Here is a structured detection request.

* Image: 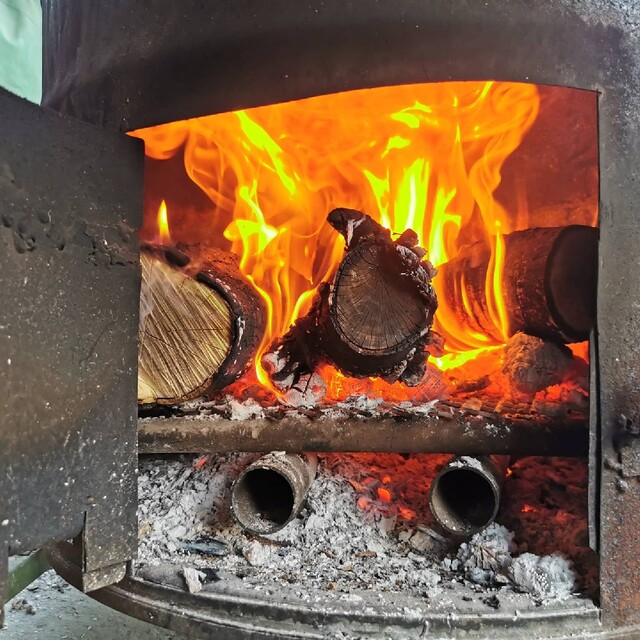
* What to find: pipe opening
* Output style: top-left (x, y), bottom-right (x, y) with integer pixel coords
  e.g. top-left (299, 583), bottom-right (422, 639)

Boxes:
top-left (233, 468), bottom-right (295, 533)
top-left (431, 468), bottom-right (498, 535)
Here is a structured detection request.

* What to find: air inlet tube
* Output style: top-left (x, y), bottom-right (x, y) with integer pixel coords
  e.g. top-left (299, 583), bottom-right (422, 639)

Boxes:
top-left (231, 452), bottom-right (318, 535)
top-left (429, 455), bottom-right (509, 536)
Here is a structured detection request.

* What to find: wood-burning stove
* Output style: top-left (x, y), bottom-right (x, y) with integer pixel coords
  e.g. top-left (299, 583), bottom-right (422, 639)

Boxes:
top-left (2, 1), bottom-right (640, 637)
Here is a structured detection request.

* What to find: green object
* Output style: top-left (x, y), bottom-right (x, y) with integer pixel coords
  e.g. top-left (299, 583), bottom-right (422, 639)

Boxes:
top-left (7, 550), bottom-right (50, 601)
top-left (0, 0), bottom-right (42, 103)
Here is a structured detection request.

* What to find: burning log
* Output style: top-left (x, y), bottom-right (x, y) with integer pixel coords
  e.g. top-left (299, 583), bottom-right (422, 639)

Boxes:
top-left (263, 208), bottom-right (439, 390)
top-left (231, 452), bottom-right (318, 535)
top-left (437, 225), bottom-right (597, 343)
top-left (138, 244), bottom-right (266, 405)
top-left (429, 455), bottom-right (509, 536)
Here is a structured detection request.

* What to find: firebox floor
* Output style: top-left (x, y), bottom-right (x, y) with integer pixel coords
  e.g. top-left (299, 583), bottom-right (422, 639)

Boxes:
top-left (1, 566), bottom-right (187, 640)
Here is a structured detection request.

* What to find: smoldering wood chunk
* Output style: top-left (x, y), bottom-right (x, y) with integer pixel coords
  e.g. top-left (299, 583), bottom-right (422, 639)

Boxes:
top-left (502, 332), bottom-right (574, 394)
top-left (437, 225), bottom-right (597, 344)
top-left (138, 245), bottom-right (266, 405)
top-left (263, 208), bottom-right (438, 390)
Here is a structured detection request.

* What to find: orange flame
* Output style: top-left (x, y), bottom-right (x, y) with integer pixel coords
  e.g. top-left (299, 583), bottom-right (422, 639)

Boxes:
top-left (157, 199), bottom-right (171, 245)
top-left (132, 82), bottom-right (540, 386)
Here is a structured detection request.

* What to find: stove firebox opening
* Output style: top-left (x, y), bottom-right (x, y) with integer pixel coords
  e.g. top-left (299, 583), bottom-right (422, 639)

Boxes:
top-left (132, 81), bottom-right (599, 611)
top-left (133, 81), bottom-right (597, 417)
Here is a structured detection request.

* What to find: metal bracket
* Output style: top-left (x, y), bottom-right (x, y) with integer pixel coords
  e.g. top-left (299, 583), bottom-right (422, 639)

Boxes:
top-left (1, 549), bottom-right (50, 628)
top-left (6, 550), bottom-right (50, 601)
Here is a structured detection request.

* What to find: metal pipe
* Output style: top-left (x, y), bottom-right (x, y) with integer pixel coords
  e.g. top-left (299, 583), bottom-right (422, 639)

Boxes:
top-left (137, 414), bottom-right (588, 457)
top-left (230, 452), bottom-right (318, 535)
top-left (429, 455), bottom-right (510, 536)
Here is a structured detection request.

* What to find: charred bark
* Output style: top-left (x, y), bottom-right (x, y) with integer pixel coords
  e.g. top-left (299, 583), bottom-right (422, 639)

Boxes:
top-left (263, 208), bottom-right (438, 390)
top-left (138, 244), bottom-right (266, 405)
top-left (437, 225), bottom-right (597, 343)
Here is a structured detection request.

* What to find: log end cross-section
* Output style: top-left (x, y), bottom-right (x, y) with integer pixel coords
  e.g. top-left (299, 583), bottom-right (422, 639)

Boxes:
top-left (138, 245), bottom-right (266, 405)
top-left (263, 208), bottom-right (439, 390)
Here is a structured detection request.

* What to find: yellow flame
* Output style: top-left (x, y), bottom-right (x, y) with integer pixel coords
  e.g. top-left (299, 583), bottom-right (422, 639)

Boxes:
top-left (157, 199), bottom-right (171, 245)
top-left (132, 81), bottom-right (541, 385)
top-left (487, 221), bottom-right (510, 341)
top-left (435, 345), bottom-right (502, 371)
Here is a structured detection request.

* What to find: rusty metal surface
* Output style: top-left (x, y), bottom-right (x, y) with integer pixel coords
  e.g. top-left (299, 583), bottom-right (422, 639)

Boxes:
top-left (138, 412), bottom-right (587, 457)
top-left (0, 87), bottom-right (142, 604)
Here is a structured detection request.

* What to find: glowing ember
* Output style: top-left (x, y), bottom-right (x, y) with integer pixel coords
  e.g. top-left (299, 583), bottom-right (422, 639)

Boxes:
top-left (398, 506), bottom-right (417, 521)
top-left (193, 455), bottom-right (210, 470)
top-left (377, 487), bottom-right (393, 503)
top-left (131, 81), bottom-right (540, 391)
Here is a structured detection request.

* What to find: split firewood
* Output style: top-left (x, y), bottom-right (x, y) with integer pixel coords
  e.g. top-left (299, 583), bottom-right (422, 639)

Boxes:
top-left (437, 225), bottom-right (597, 344)
top-left (263, 208), bottom-right (439, 390)
top-left (138, 244), bottom-right (266, 405)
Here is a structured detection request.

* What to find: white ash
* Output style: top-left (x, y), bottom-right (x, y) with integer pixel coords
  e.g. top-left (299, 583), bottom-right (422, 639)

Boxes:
top-left (137, 454), bottom-right (582, 603)
top-left (181, 396), bottom-right (265, 420)
top-left (282, 372), bottom-right (327, 407)
top-left (260, 349), bottom-right (292, 389)
top-left (181, 567), bottom-right (207, 594)
top-left (448, 524), bottom-right (576, 600)
top-left (137, 453), bottom-right (258, 557)
top-left (448, 456), bottom-right (485, 471)
top-left (502, 333), bottom-right (574, 394)
top-left (225, 397), bottom-right (265, 420)
top-left (338, 394), bottom-right (384, 413)
top-left (452, 523), bottom-right (516, 585)
top-left (138, 454), bottom-right (443, 597)
top-left (180, 392), bottom-right (439, 423)
top-left (509, 553), bottom-right (575, 601)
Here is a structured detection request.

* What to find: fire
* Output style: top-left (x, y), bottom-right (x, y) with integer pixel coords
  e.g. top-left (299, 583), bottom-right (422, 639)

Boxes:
top-left (398, 506), bottom-right (417, 521)
top-left (157, 199), bottom-right (171, 245)
top-left (488, 221), bottom-right (510, 341)
top-left (131, 81), bottom-right (540, 388)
